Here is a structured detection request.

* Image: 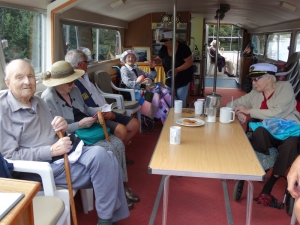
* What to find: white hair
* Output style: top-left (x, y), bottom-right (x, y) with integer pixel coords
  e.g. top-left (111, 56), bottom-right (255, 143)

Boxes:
top-left (65, 49), bottom-right (85, 68)
top-left (4, 59), bottom-right (32, 80)
top-left (263, 74), bottom-right (277, 82)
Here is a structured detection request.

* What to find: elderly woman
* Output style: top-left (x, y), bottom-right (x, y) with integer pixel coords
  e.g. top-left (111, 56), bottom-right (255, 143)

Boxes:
top-left (229, 63), bottom-right (300, 206)
top-left (210, 40), bottom-right (235, 77)
top-left (41, 60), bottom-right (139, 209)
top-left (120, 50), bottom-right (171, 123)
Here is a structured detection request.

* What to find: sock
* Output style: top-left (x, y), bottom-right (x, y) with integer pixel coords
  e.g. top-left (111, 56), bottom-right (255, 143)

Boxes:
top-left (98, 219), bottom-right (112, 225)
top-left (261, 175), bottom-right (279, 194)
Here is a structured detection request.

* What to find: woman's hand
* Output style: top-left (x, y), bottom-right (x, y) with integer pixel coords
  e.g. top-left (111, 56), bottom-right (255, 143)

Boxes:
top-left (51, 116), bottom-right (68, 134)
top-left (149, 60), bottom-right (156, 68)
top-left (234, 105), bottom-right (250, 115)
top-left (51, 136), bottom-right (72, 156)
top-left (137, 75), bottom-right (145, 82)
top-left (236, 112), bottom-right (247, 124)
top-left (78, 117), bottom-right (97, 129)
top-left (287, 156), bottom-right (300, 198)
top-left (103, 112), bottom-right (116, 120)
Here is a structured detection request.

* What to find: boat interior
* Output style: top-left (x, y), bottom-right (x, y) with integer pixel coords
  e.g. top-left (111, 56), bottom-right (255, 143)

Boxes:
top-left (1, 0), bottom-right (300, 224)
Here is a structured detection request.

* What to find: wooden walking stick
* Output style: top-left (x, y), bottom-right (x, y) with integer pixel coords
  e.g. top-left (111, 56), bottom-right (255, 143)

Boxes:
top-left (97, 111), bottom-right (110, 142)
top-left (56, 131), bottom-right (78, 225)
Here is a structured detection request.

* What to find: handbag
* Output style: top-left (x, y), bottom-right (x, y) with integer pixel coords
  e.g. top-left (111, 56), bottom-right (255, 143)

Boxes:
top-left (75, 123), bottom-right (110, 146)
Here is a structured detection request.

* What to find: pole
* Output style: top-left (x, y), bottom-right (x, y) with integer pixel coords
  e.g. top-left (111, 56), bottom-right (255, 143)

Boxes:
top-left (56, 131), bottom-right (78, 225)
top-left (213, 9), bottom-right (221, 93)
top-left (171, 0), bottom-right (177, 108)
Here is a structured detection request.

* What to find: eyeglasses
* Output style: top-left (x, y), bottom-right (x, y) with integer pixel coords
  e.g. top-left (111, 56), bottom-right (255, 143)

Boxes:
top-left (80, 60), bottom-right (89, 65)
top-left (66, 81), bottom-right (74, 86)
top-left (251, 76), bottom-right (263, 82)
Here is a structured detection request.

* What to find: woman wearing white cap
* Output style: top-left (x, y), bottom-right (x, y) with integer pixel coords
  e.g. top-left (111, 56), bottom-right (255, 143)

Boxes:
top-left (228, 63), bottom-right (300, 207)
top-left (155, 31), bottom-right (193, 108)
top-left (119, 49), bottom-right (172, 123)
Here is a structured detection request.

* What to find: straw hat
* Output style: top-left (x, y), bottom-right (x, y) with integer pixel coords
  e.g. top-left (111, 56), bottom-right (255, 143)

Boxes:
top-left (41, 60), bottom-right (85, 87)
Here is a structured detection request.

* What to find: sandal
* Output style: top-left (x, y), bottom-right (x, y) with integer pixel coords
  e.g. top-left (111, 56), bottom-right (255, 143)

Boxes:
top-left (256, 193), bottom-right (274, 206)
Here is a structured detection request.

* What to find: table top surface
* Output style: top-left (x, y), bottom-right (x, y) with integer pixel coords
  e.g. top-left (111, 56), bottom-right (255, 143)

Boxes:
top-left (148, 108), bottom-right (266, 181)
top-left (0, 178), bottom-right (40, 225)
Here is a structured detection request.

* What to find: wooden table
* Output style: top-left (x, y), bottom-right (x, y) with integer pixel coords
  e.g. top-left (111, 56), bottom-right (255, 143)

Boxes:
top-left (148, 108), bottom-right (266, 225)
top-left (0, 178), bottom-right (40, 225)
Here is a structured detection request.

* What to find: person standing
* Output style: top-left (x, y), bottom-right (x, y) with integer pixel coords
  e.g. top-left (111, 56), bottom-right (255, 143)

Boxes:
top-left (155, 32), bottom-right (193, 108)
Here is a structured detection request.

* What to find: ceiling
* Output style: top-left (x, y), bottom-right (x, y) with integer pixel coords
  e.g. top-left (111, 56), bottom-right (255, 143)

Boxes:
top-left (1, 0), bottom-right (300, 30)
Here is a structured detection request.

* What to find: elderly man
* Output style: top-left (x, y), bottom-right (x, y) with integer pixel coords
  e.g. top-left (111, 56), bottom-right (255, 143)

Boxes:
top-left (0, 59), bottom-right (129, 225)
top-left (65, 49), bottom-right (139, 164)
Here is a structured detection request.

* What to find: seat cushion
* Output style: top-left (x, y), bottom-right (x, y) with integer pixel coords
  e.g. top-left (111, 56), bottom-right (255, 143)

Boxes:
top-left (112, 108), bottom-right (126, 115)
top-left (33, 196), bottom-right (64, 225)
top-left (124, 101), bottom-right (139, 109)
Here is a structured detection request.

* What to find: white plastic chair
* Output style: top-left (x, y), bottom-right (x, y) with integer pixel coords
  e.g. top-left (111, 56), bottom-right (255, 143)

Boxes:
top-left (8, 159), bottom-right (93, 225)
top-left (94, 70), bottom-right (142, 132)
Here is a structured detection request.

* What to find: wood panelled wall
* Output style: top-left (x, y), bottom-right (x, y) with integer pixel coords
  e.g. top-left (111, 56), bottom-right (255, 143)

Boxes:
top-left (124, 12), bottom-right (191, 49)
top-left (123, 14), bottom-right (152, 47)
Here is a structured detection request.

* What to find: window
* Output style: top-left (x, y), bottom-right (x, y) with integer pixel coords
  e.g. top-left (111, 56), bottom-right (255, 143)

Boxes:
top-left (266, 33), bottom-right (291, 62)
top-left (296, 32), bottom-right (300, 52)
top-left (0, 7), bottom-right (45, 75)
top-left (62, 24), bottom-right (121, 61)
top-left (252, 35), bottom-right (265, 56)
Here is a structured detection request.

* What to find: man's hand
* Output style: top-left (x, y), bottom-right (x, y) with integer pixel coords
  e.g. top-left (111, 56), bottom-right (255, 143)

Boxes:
top-left (78, 117), bottom-right (97, 129)
top-left (103, 112), bottom-right (115, 120)
top-left (51, 116), bottom-right (67, 134)
top-left (51, 136), bottom-right (72, 157)
top-left (287, 156), bottom-right (300, 199)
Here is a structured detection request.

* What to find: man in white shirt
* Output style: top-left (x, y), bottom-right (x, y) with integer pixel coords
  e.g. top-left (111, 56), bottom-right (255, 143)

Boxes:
top-left (65, 49), bottom-right (140, 165)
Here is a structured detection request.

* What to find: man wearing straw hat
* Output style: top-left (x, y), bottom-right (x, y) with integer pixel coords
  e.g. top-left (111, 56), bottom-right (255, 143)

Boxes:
top-left (0, 59), bottom-right (129, 225)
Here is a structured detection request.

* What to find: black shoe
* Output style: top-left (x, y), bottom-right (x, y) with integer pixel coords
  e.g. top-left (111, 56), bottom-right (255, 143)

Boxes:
top-left (126, 155), bottom-right (135, 165)
top-left (127, 198), bottom-right (134, 210)
top-left (125, 186), bottom-right (140, 202)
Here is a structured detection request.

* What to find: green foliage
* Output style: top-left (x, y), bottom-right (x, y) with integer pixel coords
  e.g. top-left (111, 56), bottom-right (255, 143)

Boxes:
top-left (0, 7), bottom-right (39, 62)
top-left (208, 25), bottom-right (242, 51)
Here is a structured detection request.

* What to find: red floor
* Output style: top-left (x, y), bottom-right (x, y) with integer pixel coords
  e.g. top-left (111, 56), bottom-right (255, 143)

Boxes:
top-left (75, 87), bottom-right (296, 225)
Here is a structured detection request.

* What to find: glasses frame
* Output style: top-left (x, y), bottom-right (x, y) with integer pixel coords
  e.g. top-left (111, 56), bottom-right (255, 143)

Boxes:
top-left (251, 76), bottom-right (264, 82)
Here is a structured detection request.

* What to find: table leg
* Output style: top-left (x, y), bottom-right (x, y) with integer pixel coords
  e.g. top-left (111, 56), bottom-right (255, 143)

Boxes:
top-left (162, 175), bottom-right (171, 225)
top-left (246, 181), bottom-right (254, 225)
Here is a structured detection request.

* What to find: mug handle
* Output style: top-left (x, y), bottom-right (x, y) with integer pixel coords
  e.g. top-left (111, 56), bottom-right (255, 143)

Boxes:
top-left (230, 111), bottom-right (235, 122)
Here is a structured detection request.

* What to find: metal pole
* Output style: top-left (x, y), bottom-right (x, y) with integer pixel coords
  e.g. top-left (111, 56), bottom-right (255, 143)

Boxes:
top-left (213, 10), bottom-right (221, 93)
top-left (171, 0), bottom-right (177, 108)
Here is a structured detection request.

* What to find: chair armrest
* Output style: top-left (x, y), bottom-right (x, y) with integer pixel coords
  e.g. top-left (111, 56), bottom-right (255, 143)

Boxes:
top-left (275, 63), bottom-right (297, 76)
top-left (111, 82), bottom-right (136, 101)
top-left (102, 93), bottom-right (125, 109)
top-left (8, 159), bottom-right (57, 196)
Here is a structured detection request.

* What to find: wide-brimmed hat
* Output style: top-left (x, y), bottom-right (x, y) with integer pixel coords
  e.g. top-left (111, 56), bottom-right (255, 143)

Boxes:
top-left (248, 63), bottom-right (277, 77)
top-left (120, 50), bottom-right (139, 63)
top-left (41, 60), bottom-right (85, 87)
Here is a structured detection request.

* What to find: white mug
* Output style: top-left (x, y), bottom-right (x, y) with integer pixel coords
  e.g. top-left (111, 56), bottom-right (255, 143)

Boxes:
top-left (174, 100), bottom-right (183, 113)
top-left (219, 107), bottom-right (235, 123)
top-left (194, 101), bottom-right (203, 115)
top-left (170, 126), bottom-right (181, 145)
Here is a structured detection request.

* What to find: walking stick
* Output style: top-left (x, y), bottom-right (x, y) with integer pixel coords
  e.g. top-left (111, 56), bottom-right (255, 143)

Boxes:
top-left (97, 111), bottom-right (110, 142)
top-left (56, 131), bottom-right (78, 225)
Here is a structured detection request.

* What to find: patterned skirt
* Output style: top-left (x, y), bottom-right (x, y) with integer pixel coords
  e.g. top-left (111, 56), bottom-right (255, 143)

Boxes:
top-left (93, 135), bottom-right (128, 182)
